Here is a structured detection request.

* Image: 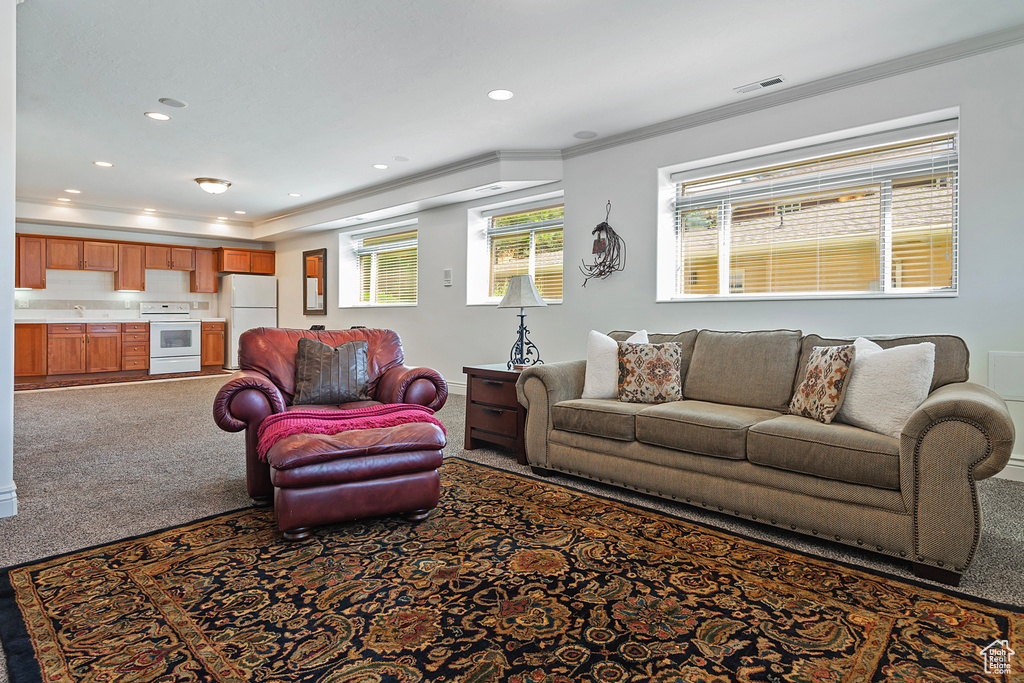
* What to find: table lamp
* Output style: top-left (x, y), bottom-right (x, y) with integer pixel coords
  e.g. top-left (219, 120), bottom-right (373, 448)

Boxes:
top-left (497, 274), bottom-right (547, 369)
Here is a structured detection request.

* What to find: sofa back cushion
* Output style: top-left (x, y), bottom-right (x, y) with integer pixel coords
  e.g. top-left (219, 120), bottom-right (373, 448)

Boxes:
top-left (239, 327), bottom-right (405, 403)
top-left (609, 330), bottom-right (698, 389)
top-left (794, 333), bottom-right (968, 395)
top-left (684, 329), bottom-right (803, 412)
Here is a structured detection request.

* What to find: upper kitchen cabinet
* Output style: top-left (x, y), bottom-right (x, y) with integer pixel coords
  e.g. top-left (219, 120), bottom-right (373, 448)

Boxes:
top-left (115, 243), bottom-right (146, 291)
top-left (146, 245), bottom-right (194, 271)
top-left (16, 235), bottom-right (46, 289)
top-left (190, 248), bottom-right (218, 293)
top-left (217, 248), bottom-right (275, 275)
top-left (45, 238), bottom-right (118, 271)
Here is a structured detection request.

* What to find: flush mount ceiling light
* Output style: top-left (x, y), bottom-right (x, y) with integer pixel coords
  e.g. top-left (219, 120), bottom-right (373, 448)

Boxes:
top-left (487, 89), bottom-right (514, 101)
top-left (93, 161), bottom-right (114, 167)
top-left (144, 112), bottom-right (171, 121)
top-left (372, 163), bottom-right (389, 170)
top-left (195, 177), bottom-right (231, 194)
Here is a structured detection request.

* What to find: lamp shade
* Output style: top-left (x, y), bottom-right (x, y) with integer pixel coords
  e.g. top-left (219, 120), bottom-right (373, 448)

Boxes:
top-left (497, 274), bottom-right (547, 309)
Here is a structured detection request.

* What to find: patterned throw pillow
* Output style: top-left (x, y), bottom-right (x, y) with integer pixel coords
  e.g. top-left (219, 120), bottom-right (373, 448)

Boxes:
top-left (789, 344), bottom-right (855, 424)
top-left (617, 342), bottom-right (683, 404)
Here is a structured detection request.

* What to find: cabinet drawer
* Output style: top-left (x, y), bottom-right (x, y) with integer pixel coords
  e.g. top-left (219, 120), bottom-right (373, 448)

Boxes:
top-left (122, 356), bottom-right (149, 371)
top-left (123, 322), bottom-right (149, 333)
top-left (86, 323), bottom-right (120, 333)
top-left (470, 376), bottom-right (518, 408)
top-left (122, 331), bottom-right (149, 343)
top-left (468, 402), bottom-right (518, 437)
top-left (202, 321), bottom-right (225, 331)
top-left (48, 323), bottom-right (85, 334)
top-left (122, 342), bottom-right (149, 357)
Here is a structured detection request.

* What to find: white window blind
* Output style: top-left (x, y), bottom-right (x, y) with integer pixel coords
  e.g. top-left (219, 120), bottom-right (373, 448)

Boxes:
top-left (487, 204), bottom-right (564, 301)
top-left (354, 229), bottom-right (417, 305)
top-left (673, 128), bottom-right (957, 298)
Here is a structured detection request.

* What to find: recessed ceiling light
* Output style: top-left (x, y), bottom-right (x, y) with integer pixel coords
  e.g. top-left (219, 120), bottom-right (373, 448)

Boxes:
top-left (573, 130), bottom-right (598, 140)
top-left (143, 208), bottom-right (156, 212)
top-left (158, 97), bottom-right (188, 108)
top-left (488, 89), bottom-right (514, 101)
top-left (144, 112), bottom-right (171, 121)
top-left (56, 197), bottom-right (71, 202)
top-left (392, 156), bottom-right (410, 162)
top-left (216, 216), bottom-right (228, 221)
top-left (234, 210), bottom-right (246, 214)
top-left (64, 188), bottom-right (81, 194)
top-left (372, 163), bottom-right (389, 170)
top-left (288, 193), bottom-right (302, 197)
top-left (195, 177), bottom-right (231, 194)
top-left (93, 161), bottom-right (114, 167)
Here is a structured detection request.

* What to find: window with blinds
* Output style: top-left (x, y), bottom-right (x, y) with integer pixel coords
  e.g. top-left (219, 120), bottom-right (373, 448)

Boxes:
top-left (672, 130), bottom-right (957, 298)
top-left (354, 229), bottom-right (417, 305)
top-left (487, 205), bottom-right (564, 301)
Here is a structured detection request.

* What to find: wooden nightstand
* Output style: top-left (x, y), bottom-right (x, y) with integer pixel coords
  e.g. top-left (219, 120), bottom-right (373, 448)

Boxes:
top-left (463, 364), bottom-right (526, 465)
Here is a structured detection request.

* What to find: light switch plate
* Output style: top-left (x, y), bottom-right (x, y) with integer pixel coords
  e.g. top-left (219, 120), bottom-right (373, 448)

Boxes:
top-left (124, 299), bottom-right (131, 309)
top-left (443, 268), bottom-right (453, 287)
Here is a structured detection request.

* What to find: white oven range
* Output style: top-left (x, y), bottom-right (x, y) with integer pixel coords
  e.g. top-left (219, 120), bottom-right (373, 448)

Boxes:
top-left (140, 302), bottom-right (202, 375)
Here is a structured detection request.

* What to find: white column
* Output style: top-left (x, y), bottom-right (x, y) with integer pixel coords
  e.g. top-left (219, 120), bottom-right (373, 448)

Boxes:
top-left (0, 0), bottom-right (20, 517)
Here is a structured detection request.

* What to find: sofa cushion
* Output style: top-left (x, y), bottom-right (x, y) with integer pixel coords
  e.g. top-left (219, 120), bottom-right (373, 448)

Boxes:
top-left (292, 338), bottom-right (371, 405)
top-left (609, 330), bottom-right (698, 390)
top-left (552, 399), bottom-right (649, 441)
top-left (617, 342), bottom-right (683, 403)
top-left (748, 415), bottom-right (900, 490)
top-left (795, 333), bottom-right (967, 395)
top-left (684, 329), bottom-right (802, 412)
top-left (635, 400), bottom-right (780, 460)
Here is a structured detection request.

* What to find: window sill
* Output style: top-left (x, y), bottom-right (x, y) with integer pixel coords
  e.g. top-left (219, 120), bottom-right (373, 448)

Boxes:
top-left (656, 291), bottom-right (958, 303)
top-left (340, 303), bottom-right (418, 309)
top-left (466, 300), bottom-right (563, 307)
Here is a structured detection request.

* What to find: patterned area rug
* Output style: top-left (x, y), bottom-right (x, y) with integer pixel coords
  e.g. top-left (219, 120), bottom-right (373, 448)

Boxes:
top-left (1, 459), bottom-right (1020, 682)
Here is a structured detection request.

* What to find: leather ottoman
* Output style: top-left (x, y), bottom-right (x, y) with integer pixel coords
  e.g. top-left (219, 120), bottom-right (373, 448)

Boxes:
top-left (265, 421), bottom-right (446, 540)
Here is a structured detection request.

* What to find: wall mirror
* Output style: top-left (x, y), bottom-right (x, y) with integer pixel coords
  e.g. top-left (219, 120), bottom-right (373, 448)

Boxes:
top-left (302, 248), bottom-right (327, 315)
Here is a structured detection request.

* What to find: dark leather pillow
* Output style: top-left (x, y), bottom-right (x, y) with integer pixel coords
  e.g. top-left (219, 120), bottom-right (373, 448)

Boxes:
top-left (292, 337), bottom-right (371, 405)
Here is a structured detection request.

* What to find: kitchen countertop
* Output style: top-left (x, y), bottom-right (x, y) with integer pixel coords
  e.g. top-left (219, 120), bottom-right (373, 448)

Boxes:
top-left (16, 317), bottom-right (226, 324)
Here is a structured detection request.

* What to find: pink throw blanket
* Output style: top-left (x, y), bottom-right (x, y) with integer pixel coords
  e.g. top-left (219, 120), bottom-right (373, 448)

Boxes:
top-left (256, 404), bottom-right (446, 461)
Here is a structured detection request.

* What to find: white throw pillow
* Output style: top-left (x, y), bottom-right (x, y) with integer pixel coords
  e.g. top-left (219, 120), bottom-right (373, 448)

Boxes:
top-left (835, 337), bottom-right (935, 438)
top-left (581, 329), bottom-right (648, 399)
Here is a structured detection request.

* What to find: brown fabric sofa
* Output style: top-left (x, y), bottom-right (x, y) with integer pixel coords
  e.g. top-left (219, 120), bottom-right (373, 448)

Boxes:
top-left (517, 329), bottom-right (1015, 585)
top-left (213, 327), bottom-right (448, 538)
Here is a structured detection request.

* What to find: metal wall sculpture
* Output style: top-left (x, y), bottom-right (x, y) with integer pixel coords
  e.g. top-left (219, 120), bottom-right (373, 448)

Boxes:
top-left (580, 201), bottom-right (626, 286)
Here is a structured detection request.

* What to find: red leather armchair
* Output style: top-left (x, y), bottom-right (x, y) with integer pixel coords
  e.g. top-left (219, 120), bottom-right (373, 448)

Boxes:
top-left (213, 327), bottom-right (448, 505)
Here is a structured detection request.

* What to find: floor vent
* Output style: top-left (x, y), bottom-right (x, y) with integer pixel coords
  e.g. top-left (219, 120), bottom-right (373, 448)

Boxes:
top-left (734, 75), bottom-right (786, 95)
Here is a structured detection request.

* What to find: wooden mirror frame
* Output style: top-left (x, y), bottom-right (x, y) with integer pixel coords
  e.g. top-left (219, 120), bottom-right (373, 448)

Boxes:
top-left (302, 248), bottom-right (327, 315)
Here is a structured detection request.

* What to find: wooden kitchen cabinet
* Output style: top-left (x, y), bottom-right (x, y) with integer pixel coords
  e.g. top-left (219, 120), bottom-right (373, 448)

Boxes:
top-left (45, 239), bottom-right (118, 271)
top-left (190, 248), bottom-right (218, 293)
top-left (85, 324), bottom-right (121, 373)
top-left (121, 322), bottom-right (149, 371)
top-left (14, 323), bottom-right (47, 377)
top-left (115, 243), bottom-right (146, 291)
top-left (16, 235), bottom-right (46, 289)
top-left (201, 321), bottom-right (225, 367)
top-left (47, 323), bottom-right (87, 375)
top-left (46, 238), bottom-right (83, 270)
top-left (146, 245), bottom-right (194, 271)
top-left (217, 248), bottom-right (275, 275)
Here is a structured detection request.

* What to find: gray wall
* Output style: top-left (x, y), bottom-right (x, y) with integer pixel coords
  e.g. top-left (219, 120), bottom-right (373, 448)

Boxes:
top-left (272, 42), bottom-right (1024, 475)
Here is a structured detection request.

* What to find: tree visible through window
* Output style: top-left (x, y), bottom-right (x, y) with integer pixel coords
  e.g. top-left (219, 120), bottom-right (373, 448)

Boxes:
top-left (673, 132), bottom-right (957, 298)
top-left (355, 230), bottom-right (417, 305)
top-left (488, 205), bottom-right (564, 301)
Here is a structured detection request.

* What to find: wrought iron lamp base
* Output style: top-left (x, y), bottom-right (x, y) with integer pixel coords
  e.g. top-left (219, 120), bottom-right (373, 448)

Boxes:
top-left (507, 309), bottom-right (543, 369)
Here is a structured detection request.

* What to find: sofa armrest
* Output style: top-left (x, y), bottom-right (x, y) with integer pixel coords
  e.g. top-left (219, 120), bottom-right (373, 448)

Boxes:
top-left (899, 381), bottom-right (1016, 572)
top-left (212, 370), bottom-right (287, 432)
top-left (516, 360), bottom-right (587, 468)
top-left (375, 364), bottom-right (448, 411)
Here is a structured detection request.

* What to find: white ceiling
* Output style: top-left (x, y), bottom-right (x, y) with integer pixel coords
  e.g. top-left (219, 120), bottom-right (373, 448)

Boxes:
top-left (15, 0), bottom-right (1024, 240)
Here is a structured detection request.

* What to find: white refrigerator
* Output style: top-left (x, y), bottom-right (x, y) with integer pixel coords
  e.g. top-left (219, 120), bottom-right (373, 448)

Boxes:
top-left (220, 274), bottom-right (278, 369)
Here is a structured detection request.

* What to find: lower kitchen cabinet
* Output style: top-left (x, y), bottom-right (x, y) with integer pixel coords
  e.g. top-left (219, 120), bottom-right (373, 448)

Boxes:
top-left (47, 324), bottom-right (87, 375)
top-left (86, 324), bottom-right (121, 373)
top-left (201, 321), bottom-right (225, 367)
top-left (14, 323), bottom-right (48, 376)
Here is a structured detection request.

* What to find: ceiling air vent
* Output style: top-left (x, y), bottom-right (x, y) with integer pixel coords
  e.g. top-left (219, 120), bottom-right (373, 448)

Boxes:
top-left (734, 75), bottom-right (785, 95)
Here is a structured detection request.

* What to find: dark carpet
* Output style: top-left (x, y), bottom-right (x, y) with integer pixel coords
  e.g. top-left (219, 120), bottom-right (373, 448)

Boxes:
top-left (2, 459), bottom-right (1021, 683)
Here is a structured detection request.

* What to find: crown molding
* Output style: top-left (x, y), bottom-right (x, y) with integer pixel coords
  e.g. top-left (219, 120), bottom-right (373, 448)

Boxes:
top-left (15, 196), bottom-right (253, 227)
top-left (563, 23), bottom-right (1024, 160)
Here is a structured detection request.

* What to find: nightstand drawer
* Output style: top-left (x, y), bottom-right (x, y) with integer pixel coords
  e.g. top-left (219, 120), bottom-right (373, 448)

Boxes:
top-left (470, 376), bottom-right (518, 408)
top-left (467, 402), bottom-right (518, 437)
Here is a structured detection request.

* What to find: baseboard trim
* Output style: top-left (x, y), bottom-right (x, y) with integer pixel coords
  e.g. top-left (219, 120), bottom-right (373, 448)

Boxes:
top-left (447, 380), bottom-right (467, 396)
top-left (0, 482), bottom-right (19, 518)
top-left (995, 454), bottom-right (1024, 483)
